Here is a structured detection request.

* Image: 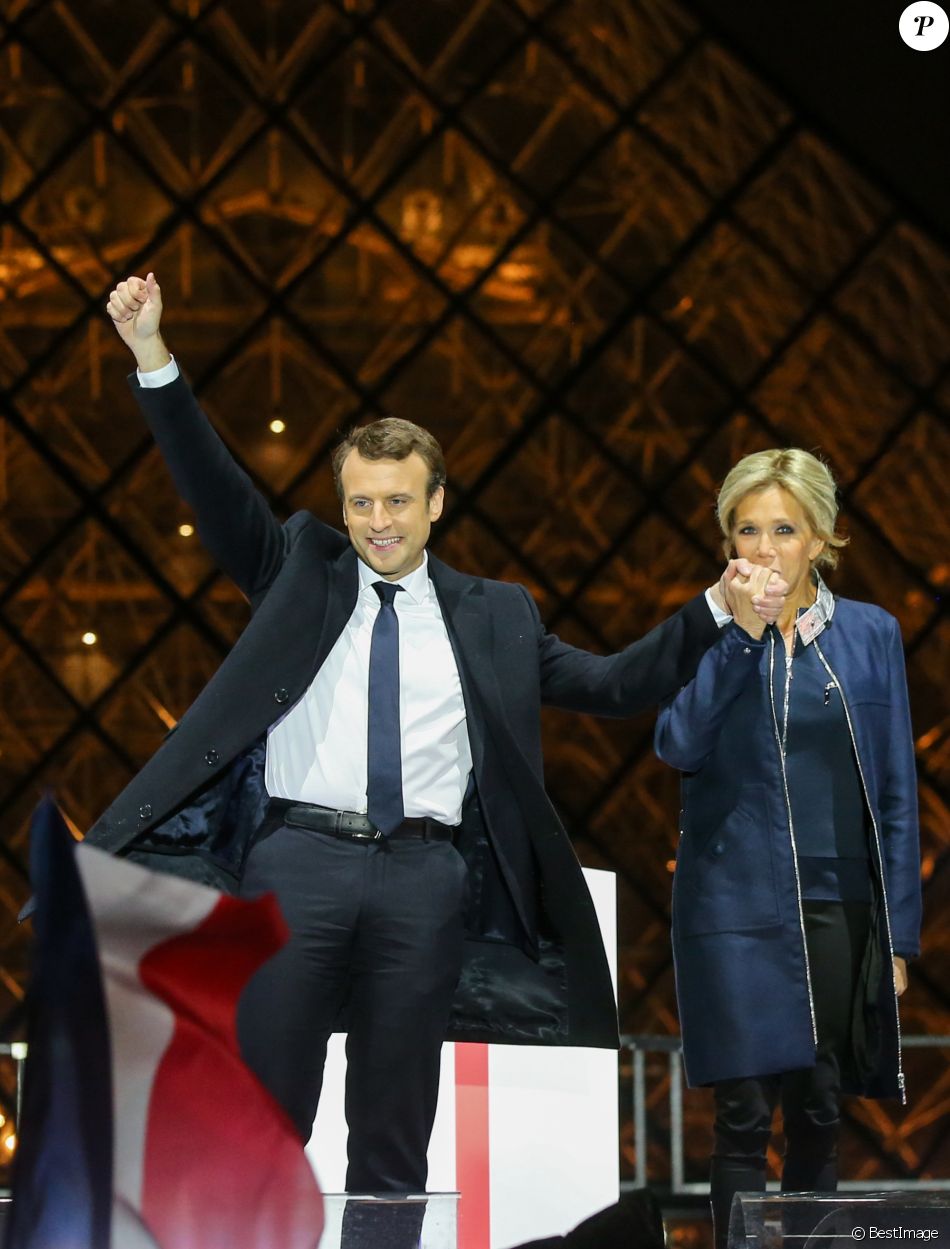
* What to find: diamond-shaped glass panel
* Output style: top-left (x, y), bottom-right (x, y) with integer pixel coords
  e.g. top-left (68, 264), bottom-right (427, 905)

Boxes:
top-left (0, 42), bottom-right (89, 204)
top-left (554, 128), bottom-right (711, 292)
top-left (19, 132), bottom-right (175, 296)
top-left (640, 42), bottom-right (790, 198)
top-left (834, 511), bottom-right (936, 643)
top-left (654, 222), bottom-right (811, 386)
top-left (0, 227), bottom-right (90, 390)
top-left (0, 419), bottom-right (81, 588)
top-left (103, 445), bottom-right (217, 598)
top-left (736, 132), bottom-right (889, 294)
top-left (593, 514), bottom-right (717, 651)
top-left (470, 218), bottom-right (628, 385)
top-left (379, 321), bottom-right (542, 490)
top-left (40, 731), bottom-right (136, 835)
top-left (541, 706), bottom-right (633, 825)
top-left (836, 224), bottom-right (950, 388)
top-left (291, 39), bottom-right (432, 199)
top-left (0, 643), bottom-right (77, 806)
top-left (119, 41), bottom-right (262, 194)
top-left (202, 1), bottom-right (351, 100)
top-left (5, 520), bottom-right (172, 705)
top-left (200, 319), bottom-right (361, 497)
top-left (752, 317), bottom-right (914, 483)
top-left (99, 624), bottom-right (228, 768)
top-left (478, 413), bottom-right (641, 597)
top-left (14, 330), bottom-right (157, 490)
top-left (851, 412), bottom-right (949, 592)
top-left (288, 226), bottom-right (448, 388)
top-left (567, 316), bottom-right (730, 489)
top-left (464, 42), bottom-right (612, 199)
top-left (198, 130), bottom-right (350, 288)
top-left (548, 0), bottom-right (697, 107)
top-left (374, 0), bottom-right (526, 106)
top-left (375, 131), bottom-right (531, 293)
top-left (20, 2), bottom-right (171, 104)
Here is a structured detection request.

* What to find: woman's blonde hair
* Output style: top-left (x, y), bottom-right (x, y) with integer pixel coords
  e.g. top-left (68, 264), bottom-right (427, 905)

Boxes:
top-left (716, 448), bottom-right (848, 570)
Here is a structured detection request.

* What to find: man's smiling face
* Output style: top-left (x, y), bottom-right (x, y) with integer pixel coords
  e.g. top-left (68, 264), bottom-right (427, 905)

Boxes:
top-left (340, 449), bottom-right (444, 581)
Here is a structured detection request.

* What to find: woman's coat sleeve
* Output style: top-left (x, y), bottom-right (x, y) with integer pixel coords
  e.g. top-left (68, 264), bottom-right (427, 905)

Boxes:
top-left (654, 623), bottom-right (766, 772)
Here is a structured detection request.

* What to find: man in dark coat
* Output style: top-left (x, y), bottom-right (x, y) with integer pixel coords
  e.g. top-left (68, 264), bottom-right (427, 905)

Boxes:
top-left (98, 273), bottom-right (783, 1197)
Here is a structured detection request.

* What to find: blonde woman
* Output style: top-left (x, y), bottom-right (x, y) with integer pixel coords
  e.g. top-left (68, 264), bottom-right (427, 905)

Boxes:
top-left (655, 450), bottom-right (921, 1248)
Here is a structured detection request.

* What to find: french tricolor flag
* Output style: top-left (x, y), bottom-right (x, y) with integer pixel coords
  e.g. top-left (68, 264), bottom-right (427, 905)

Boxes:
top-left (6, 799), bottom-right (324, 1249)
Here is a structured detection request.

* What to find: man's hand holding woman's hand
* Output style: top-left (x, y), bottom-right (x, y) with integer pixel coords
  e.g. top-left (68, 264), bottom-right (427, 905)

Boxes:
top-left (709, 559), bottom-right (788, 639)
top-left (106, 273), bottom-right (171, 374)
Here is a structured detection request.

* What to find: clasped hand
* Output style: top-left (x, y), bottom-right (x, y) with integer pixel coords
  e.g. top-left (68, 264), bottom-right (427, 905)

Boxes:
top-left (711, 559), bottom-right (788, 638)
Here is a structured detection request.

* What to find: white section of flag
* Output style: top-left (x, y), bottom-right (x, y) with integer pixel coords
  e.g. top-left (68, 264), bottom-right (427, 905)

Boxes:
top-left (78, 848), bottom-right (215, 1212)
top-left (75, 843), bottom-right (324, 1249)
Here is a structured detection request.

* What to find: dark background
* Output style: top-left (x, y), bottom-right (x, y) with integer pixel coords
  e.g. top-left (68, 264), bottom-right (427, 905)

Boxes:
top-left (686, 0), bottom-right (950, 239)
top-left (0, 0), bottom-right (948, 1201)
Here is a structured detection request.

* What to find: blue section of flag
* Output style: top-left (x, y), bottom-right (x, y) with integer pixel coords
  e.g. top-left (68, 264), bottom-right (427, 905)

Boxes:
top-left (4, 797), bottom-right (113, 1249)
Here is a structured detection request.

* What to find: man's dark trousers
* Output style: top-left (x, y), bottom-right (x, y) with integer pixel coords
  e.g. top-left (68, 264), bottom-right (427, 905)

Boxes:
top-left (236, 814), bottom-right (469, 1192)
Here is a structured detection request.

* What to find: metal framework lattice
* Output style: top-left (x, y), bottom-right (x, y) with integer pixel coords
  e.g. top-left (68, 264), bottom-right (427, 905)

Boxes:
top-left (1, 0), bottom-right (948, 1190)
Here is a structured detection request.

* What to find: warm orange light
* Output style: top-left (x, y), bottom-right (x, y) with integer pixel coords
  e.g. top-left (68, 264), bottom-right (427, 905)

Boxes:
top-left (81, 632), bottom-right (98, 646)
top-left (4, 1134), bottom-right (16, 1153)
top-left (178, 523), bottom-right (195, 538)
top-left (269, 418), bottom-right (286, 434)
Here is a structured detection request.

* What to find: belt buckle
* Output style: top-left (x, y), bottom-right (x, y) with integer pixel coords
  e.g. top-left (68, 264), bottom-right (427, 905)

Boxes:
top-left (345, 812), bottom-right (382, 842)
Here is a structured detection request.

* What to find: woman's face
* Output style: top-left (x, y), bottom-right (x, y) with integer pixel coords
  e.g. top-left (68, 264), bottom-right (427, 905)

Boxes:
top-left (732, 485), bottom-right (824, 603)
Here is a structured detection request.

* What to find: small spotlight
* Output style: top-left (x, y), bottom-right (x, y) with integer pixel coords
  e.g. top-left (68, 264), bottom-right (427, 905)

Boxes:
top-left (178, 523), bottom-right (195, 538)
top-left (81, 632), bottom-right (98, 647)
top-left (4, 1134), bottom-right (16, 1153)
top-left (269, 418), bottom-right (286, 434)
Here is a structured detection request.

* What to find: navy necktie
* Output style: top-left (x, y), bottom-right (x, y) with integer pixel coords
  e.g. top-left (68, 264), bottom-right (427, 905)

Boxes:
top-left (367, 581), bottom-right (405, 836)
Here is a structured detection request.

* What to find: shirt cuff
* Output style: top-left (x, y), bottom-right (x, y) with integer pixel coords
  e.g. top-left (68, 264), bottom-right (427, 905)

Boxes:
top-left (137, 357), bottom-right (179, 388)
top-left (705, 586), bottom-right (733, 627)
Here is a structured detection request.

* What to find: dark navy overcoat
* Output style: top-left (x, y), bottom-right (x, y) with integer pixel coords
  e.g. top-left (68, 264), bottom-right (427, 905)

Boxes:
top-left (655, 597), bottom-right (921, 1099)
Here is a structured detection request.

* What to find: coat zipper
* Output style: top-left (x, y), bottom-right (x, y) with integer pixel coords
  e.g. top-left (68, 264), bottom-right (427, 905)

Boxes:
top-left (767, 632), bottom-right (818, 1047)
top-left (813, 638), bottom-right (906, 1102)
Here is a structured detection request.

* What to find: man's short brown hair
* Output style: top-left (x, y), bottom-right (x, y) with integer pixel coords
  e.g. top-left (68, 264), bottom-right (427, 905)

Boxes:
top-left (332, 418), bottom-right (447, 501)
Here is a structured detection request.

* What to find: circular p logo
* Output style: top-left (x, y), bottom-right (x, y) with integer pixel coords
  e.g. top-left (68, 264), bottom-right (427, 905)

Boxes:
top-left (900, 2), bottom-right (949, 49)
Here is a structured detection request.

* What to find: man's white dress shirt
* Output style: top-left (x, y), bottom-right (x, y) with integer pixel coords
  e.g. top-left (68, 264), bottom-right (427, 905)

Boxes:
top-left (265, 554), bottom-right (472, 824)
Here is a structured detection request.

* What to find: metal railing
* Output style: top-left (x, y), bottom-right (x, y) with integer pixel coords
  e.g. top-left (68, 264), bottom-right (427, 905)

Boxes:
top-left (621, 1034), bottom-right (950, 1194)
top-left (0, 1043), bottom-right (28, 1129)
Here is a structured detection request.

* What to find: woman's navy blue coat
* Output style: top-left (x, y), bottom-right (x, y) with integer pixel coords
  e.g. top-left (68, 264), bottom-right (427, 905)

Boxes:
top-left (655, 593), bottom-right (921, 1099)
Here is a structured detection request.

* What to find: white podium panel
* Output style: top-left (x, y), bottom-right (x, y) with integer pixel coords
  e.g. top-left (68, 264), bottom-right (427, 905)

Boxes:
top-left (306, 869), bottom-right (619, 1249)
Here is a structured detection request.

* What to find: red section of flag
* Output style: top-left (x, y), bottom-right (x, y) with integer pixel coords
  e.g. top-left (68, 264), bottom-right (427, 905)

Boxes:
top-left (138, 893), bottom-right (323, 1249)
top-left (455, 1042), bottom-right (490, 1249)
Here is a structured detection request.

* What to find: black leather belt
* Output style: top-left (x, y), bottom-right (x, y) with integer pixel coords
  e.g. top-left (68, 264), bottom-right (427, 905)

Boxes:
top-left (269, 799), bottom-right (455, 843)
